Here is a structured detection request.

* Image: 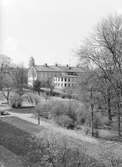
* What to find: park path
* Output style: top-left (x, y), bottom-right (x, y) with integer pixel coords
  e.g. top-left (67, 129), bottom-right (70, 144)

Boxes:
top-left (0, 110), bottom-right (121, 164)
top-left (8, 111), bottom-right (98, 144)
top-left (7, 112), bottom-right (122, 159)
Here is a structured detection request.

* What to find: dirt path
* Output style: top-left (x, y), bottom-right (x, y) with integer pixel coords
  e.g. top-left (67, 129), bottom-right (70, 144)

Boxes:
top-left (7, 112), bottom-right (122, 155)
top-left (1, 111), bottom-right (121, 163)
top-left (8, 112), bottom-right (98, 144)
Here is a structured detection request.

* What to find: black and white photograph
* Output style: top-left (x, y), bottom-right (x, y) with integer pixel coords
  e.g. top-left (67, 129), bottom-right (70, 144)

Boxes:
top-left (0, 0), bottom-right (122, 166)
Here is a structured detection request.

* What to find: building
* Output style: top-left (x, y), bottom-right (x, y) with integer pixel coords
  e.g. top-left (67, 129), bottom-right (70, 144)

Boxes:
top-left (28, 63), bottom-right (82, 89)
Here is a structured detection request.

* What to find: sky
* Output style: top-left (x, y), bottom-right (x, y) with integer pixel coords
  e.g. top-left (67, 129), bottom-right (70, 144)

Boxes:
top-left (1, 0), bottom-right (122, 67)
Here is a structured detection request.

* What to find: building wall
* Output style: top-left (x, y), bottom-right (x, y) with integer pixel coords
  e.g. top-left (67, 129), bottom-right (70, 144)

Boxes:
top-left (53, 75), bottom-right (79, 89)
top-left (28, 65), bottom-right (81, 89)
top-left (37, 71), bottom-right (62, 81)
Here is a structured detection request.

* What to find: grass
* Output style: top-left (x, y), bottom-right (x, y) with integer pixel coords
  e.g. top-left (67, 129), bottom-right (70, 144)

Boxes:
top-left (0, 145), bottom-right (23, 167)
top-left (0, 117), bottom-right (106, 167)
top-left (1, 117), bottom-right (122, 163)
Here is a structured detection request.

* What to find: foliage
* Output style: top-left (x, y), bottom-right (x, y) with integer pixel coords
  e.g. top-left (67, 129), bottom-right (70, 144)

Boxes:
top-left (78, 14), bottom-right (122, 136)
top-left (10, 93), bottom-right (22, 108)
top-left (23, 136), bottom-right (106, 167)
top-left (13, 66), bottom-right (27, 95)
top-left (0, 116), bottom-right (121, 167)
top-left (35, 100), bottom-right (55, 119)
top-left (33, 79), bottom-right (41, 94)
top-left (35, 99), bottom-right (89, 129)
top-left (10, 92), bottom-right (41, 108)
top-left (0, 54), bottom-right (14, 102)
top-left (93, 112), bottom-right (109, 129)
top-left (55, 114), bottom-right (74, 129)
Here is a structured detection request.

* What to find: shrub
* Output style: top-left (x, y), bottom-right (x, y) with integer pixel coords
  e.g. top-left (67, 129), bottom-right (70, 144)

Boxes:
top-left (55, 115), bottom-right (74, 129)
top-left (10, 93), bottom-right (41, 108)
top-left (35, 99), bottom-right (89, 129)
top-left (75, 104), bottom-right (88, 125)
top-left (49, 101), bottom-right (69, 119)
top-left (93, 112), bottom-right (109, 129)
top-left (10, 93), bottom-right (22, 108)
top-left (48, 100), bottom-right (88, 129)
top-left (35, 100), bottom-right (55, 119)
top-left (24, 136), bottom-right (106, 167)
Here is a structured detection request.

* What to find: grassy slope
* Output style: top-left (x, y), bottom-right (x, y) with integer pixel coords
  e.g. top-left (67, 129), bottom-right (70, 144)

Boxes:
top-left (0, 145), bottom-right (23, 167)
top-left (0, 117), bottom-right (122, 163)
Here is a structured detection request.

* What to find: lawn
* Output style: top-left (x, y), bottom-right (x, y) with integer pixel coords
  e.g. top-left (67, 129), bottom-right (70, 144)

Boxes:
top-left (0, 145), bottom-right (23, 167)
top-left (0, 117), bottom-right (122, 166)
top-left (0, 117), bottom-right (105, 167)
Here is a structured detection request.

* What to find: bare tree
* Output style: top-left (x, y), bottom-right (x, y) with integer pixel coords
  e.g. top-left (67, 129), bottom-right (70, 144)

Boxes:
top-left (13, 66), bottom-right (27, 96)
top-left (78, 14), bottom-right (122, 137)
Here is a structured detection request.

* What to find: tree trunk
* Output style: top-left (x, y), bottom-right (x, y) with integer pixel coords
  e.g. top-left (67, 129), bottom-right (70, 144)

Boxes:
top-left (90, 87), bottom-right (94, 137)
top-left (38, 113), bottom-right (40, 125)
top-left (107, 88), bottom-right (112, 121)
top-left (117, 102), bottom-right (121, 137)
top-left (107, 96), bottom-right (112, 121)
top-left (91, 108), bottom-right (94, 136)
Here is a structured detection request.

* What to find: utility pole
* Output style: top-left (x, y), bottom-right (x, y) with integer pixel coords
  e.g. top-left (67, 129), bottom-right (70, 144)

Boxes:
top-left (90, 87), bottom-right (94, 137)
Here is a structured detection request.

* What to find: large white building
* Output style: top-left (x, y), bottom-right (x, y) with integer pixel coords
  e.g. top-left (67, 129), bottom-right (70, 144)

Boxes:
top-left (28, 64), bottom-right (82, 89)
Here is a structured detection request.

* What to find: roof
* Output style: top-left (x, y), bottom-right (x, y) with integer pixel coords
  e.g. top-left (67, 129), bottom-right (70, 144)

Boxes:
top-left (34, 65), bottom-right (82, 73)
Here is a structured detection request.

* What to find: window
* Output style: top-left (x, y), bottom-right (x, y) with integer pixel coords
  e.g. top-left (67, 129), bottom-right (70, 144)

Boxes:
top-left (65, 83), bottom-right (67, 87)
top-left (61, 77), bottom-right (63, 81)
top-left (68, 78), bottom-right (70, 82)
top-left (65, 78), bottom-right (67, 82)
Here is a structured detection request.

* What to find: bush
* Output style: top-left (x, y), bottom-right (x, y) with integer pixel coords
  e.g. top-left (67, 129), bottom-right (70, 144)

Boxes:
top-left (49, 101), bottom-right (69, 119)
top-left (35, 99), bottom-right (89, 129)
top-left (55, 115), bottom-right (74, 129)
top-left (10, 93), bottom-right (22, 108)
top-left (49, 100), bottom-right (88, 128)
top-left (24, 136), bottom-right (106, 167)
top-left (35, 100), bottom-right (55, 119)
top-left (93, 112), bottom-right (109, 129)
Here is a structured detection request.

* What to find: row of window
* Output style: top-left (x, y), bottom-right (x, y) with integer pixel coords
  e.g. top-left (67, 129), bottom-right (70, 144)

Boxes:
top-left (54, 77), bottom-right (76, 82)
top-left (55, 83), bottom-right (74, 87)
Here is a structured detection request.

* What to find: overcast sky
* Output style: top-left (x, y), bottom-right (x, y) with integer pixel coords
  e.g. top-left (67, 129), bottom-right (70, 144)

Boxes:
top-left (1, 0), bottom-right (122, 66)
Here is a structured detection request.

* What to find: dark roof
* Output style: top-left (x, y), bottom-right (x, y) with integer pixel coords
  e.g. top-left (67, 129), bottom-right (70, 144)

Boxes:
top-left (35, 65), bottom-right (82, 73)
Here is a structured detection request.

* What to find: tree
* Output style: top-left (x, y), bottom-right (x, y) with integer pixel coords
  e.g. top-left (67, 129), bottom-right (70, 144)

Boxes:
top-left (0, 54), bottom-right (14, 103)
top-left (13, 66), bottom-right (27, 96)
top-left (46, 78), bottom-right (55, 96)
top-left (0, 54), bottom-right (12, 90)
top-left (1, 73), bottom-right (14, 103)
top-left (33, 79), bottom-right (41, 95)
top-left (78, 14), bottom-right (122, 137)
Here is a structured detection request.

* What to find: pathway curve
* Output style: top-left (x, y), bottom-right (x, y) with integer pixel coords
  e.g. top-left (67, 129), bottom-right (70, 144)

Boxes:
top-left (6, 111), bottom-right (122, 161)
top-left (8, 112), bottom-right (98, 144)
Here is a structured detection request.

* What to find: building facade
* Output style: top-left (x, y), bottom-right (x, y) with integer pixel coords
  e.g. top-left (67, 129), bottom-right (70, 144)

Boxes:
top-left (28, 64), bottom-right (82, 89)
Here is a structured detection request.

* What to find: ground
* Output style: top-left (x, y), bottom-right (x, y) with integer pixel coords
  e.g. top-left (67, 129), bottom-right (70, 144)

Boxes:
top-left (0, 102), bottom-right (122, 166)
top-left (0, 111), bottom-right (122, 166)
